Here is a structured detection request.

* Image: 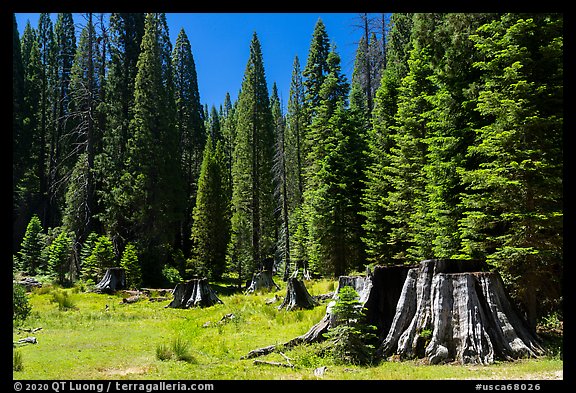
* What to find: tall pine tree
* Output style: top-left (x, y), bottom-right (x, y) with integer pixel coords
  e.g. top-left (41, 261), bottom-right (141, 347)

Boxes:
top-left (123, 13), bottom-right (183, 286)
top-left (96, 13), bottom-right (145, 255)
top-left (229, 32), bottom-right (275, 285)
top-left (189, 136), bottom-right (231, 280)
top-left (172, 27), bottom-right (206, 257)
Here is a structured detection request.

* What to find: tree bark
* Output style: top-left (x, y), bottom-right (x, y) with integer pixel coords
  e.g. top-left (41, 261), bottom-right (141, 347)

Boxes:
top-left (379, 259), bottom-right (545, 365)
top-left (277, 277), bottom-right (318, 311)
top-left (95, 267), bottom-right (126, 293)
top-left (245, 270), bottom-right (280, 293)
top-left (167, 278), bottom-right (223, 308)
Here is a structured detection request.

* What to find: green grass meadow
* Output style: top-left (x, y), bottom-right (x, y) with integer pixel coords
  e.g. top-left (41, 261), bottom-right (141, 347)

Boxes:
top-left (12, 279), bottom-right (563, 380)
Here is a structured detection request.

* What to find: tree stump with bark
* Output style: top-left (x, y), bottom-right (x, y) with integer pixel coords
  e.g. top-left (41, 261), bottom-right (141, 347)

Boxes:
top-left (95, 268), bottom-right (126, 293)
top-left (167, 278), bottom-right (223, 308)
top-left (245, 270), bottom-right (280, 293)
top-left (277, 277), bottom-right (318, 311)
top-left (379, 259), bottom-right (545, 364)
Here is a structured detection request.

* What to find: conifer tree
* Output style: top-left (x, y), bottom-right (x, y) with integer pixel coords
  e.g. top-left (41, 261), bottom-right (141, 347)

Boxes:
top-left (52, 13), bottom-right (77, 184)
top-left (189, 136), bottom-right (231, 280)
top-left (220, 92), bottom-right (236, 196)
top-left (382, 44), bottom-right (437, 263)
top-left (47, 230), bottom-right (73, 285)
top-left (285, 56), bottom-right (306, 213)
top-left (96, 13), bottom-right (145, 252)
top-left (323, 286), bottom-right (377, 365)
top-left (284, 56), bottom-right (309, 275)
top-left (302, 18), bottom-right (331, 123)
top-left (82, 235), bottom-right (115, 283)
top-left (229, 32), bottom-right (275, 285)
top-left (17, 215), bottom-right (45, 275)
top-left (172, 27), bottom-right (206, 256)
top-left (304, 47), bottom-right (367, 277)
top-left (120, 243), bottom-right (142, 289)
top-left (13, 14), bottom-right (25, 214)
top-left (460, 13), bottom-right (563, 330)
top-left (14, 19), bottom-right (41, 253)
top-left (418, 13), bottom-right (495, 259)
top-left (270, 84), bottom-right (291, 280)
top-left (36, 13), bottom-right (57, 229)
top-left (66, 15), bottom-right (100, 244)
top-left (124, 13), bottom-right (183, 285)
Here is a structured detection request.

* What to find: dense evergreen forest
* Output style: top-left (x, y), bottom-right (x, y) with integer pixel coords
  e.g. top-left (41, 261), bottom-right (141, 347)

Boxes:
top-left (12, 13), bottom-right (563, 330)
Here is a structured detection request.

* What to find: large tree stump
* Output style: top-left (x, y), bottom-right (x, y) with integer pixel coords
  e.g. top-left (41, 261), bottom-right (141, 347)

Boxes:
top-left (245, 270), bottom-right (280, 294)
top-left (95, 268), bottom-right (126, 293)
top-left (167, 278), bottom-right (223, 308)
top-left (277, 277), bottom-right (318, 311)
top-left (379, 259), bottom-right (545, 365)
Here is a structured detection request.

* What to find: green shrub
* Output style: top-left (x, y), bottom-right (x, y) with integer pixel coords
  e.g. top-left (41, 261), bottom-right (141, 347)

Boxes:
top-left (13, 283), bottom-right (31, 323)
top-left (162, 265), bottom-right (182, 286)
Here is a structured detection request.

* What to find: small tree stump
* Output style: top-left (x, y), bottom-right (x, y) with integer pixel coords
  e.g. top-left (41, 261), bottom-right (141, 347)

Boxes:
top-left (167, 278), bottom-right (223, 308)
top-left (95, 268), bottom-right (126, 293)
top-left (245, 270), bottom-right (280, 293)
top-left (278, 277), bottom-right (318, 311)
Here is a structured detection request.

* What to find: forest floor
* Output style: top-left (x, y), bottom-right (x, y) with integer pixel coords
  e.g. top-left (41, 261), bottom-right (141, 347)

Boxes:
top-left (12, 278), bottom-right (563, 382)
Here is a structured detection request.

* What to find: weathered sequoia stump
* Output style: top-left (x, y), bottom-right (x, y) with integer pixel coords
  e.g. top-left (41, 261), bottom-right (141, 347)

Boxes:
top-left (167, 278), bottom-right (223, 308)
top-left (95, 268), bottom-right (126, 293)
top-left (379, 259), bottom-right (545, 364)
top-left (244, 260), bottom-right (544, 365)
top-left (245, 270), bottom-right (280, 294)
top-left (277, 277), bottom-right (318, 311)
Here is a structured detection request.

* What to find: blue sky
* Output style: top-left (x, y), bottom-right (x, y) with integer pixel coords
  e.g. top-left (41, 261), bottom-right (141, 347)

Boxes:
top-left (15, 13), bottom-right (369, 112)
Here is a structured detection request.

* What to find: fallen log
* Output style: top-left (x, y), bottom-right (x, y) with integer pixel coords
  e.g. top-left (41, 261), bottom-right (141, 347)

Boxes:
top-left (253, 359), bottom-right (294, 368)
top-left (14, 337), bottom-right (38, 346)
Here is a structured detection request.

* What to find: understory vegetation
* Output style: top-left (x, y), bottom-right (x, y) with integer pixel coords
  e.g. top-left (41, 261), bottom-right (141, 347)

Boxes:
top-left (12, 279), bottom-right (562, 380)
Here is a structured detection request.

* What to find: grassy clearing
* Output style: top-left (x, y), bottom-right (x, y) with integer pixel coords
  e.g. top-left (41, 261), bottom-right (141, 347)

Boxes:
top-left (12, 279), bottom-right (562, 380)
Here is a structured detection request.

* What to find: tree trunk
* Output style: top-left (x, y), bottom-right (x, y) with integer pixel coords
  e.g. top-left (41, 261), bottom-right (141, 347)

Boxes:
top-left (167, 278), bottom-right (223, 308)
top-left (277, 277), bottom-right (318, 311)
top-left (95, 268), bottom-right (126, 293)
top-left (379, 259), bottom-right (545, 365)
